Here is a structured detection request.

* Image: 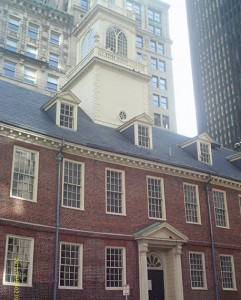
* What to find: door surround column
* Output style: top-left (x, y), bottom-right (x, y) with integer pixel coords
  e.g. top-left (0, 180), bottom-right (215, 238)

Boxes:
top-left (138, 241), bottom-right (149, 300)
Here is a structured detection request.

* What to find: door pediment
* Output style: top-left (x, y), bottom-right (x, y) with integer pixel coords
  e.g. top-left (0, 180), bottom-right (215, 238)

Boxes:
top-left (134, 222), bottom-right (188, 245)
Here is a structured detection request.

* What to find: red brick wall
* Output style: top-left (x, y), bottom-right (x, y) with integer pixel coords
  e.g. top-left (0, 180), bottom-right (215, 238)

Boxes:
top-left (0, 136), bottom-right (241, 299)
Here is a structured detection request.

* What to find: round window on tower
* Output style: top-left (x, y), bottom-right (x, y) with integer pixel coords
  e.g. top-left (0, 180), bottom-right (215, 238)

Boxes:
top-left (119, 111), bottom-right (127, 121)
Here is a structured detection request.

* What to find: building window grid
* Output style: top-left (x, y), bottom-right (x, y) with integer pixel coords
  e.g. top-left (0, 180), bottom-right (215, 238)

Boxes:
top-left (159, 60), bottom-right (165, 72)
top-left (184, 184), bottom-right (199, 223)
top-left (50, 31), bottom-right (60, 45)
top-left (59, 243), bottom-right (81, 288)
top-left (213, 190), bottom-right (228, 227)
top-left (136, 35), bottom-right (143, 48)
top-left (106, 169), bottom-right (124, 214)
top-left (160, 78), bottom-right (166, 90)
top-left (200, 142), bottom-right (211, 164)
top-left (3, 60), bottom-right (15, 78)
top-left (24, 67), bottom-right (36, 84)
top-left (153, 94), bottom-right (160, 107)
top-left (148, 177), bottom-right (164, 219)
top-left (161, 96), bottom-right (168, 109)
top-left (26, 45), bottom-right (37, 59)
top-left (47, 74), bottom-right (58, 91)
top-left (152, 76), bottom-right (158, 88)
top-left (106, 247), bottom-right (125, 288)
top-left (189, 252), bottom-right (206, 289)
top-left (220, 255), bottom-right (235, 289)
top-left (106, 27), bottom-right (127, 57)
top-left (6, 39), bottom-right (18, 52)
top-left (49, 53), bottom-right (59, 68)
top-left (60, 103), bottom-right (74, 129)
top-left (63, 160), bottom-right (82, 209)
top-left (8, 16), bottom-right (20, 31)
top-left (11, 147), bottom-right (38, 201)
top-left (138, 125), bottom-right (150, 148)
top-left (28, 23), bottom-right (38, 39)
top-left (4, 235), bottom-right (33, 286)
top-left (151, 57), bottom-right (158, 69)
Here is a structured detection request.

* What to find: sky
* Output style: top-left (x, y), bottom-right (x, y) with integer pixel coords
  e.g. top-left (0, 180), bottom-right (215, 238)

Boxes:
top-left (166, 0), bottom-right (197, 137)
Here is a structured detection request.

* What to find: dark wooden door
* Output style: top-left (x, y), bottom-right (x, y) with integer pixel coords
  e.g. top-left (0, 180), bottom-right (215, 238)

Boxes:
top-left (148, 270), bottom-right (165, 300)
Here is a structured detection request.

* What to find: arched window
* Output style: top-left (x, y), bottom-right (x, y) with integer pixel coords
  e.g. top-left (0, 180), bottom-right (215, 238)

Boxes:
top-left (82, 29), bottom-right (95, 59)
top-left (147, 253), bottom-right (163, 269)
top-left (106, 27), bottom-right (127, 57)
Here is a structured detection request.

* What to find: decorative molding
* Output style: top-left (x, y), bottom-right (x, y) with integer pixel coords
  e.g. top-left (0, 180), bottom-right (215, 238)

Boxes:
top-left (0, 122), bottom-right (241, 190)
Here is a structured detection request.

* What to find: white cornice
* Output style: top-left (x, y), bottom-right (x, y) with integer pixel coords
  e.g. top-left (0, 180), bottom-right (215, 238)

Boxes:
top-left (1, 122), bottom-right (241, 190)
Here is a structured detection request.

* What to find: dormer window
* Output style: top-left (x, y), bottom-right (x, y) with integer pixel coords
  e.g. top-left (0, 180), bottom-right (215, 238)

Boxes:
top-left (42, 91), bottom-right (80, 132)
top-left (199, 141), bottom-right (211, 164)
top-left (179, 133), bottom-right (213, 165)
top-left (138, 124), bottom-right (150, 148)
top-left (60, 103), bottom-right (75, 129)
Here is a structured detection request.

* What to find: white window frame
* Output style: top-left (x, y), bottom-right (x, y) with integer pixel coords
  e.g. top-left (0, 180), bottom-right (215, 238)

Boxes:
top-left (147, 176), bottom-right (166, 220)
top-left (105, 247), bottom-right (126, 290)
top-left (6, 38), bottom-right (18, 52)
top-left (56, 100), bottom-right (77, 131)
top-left (135, 123), bottom-right (153, 149)
top-left (197, 141), bottom-right (212, 164)
top-left (28, 23), bottom-right (39, 39)
top-left (183, 183), bottom-right (201, 224)
top-left (189, 252), bottom-right (207, 290)
top-left (212, 189), bottom-right (229, 228)
top-left (50, 31), bottom-right (60, 46)
top-left (10, 146), bottom-right (39, 202)
top-left (105, 168), bottom-right (126, 215)
top-left (24, 67), bottom-right (36, 84)
top-left (59, 242), bottom-right (83, 289)
top-left (26, 45), bottom-right (37, 59)
top-left (62, 159), bottom-right (85, 210)
top-left (47, 74), bottom-right (59, 91)
top-left (3, 235), bottom-right (34, 287)
top-left (8, 15), bottom-right (20, 32)
top-left (220, 255), bottom-right (236, 290)
top-left (3, 60), bottom-right (16, 78)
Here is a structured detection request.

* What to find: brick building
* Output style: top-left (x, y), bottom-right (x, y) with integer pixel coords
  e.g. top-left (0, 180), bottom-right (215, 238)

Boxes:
top-left (0, 79), bottom-right (241, 300)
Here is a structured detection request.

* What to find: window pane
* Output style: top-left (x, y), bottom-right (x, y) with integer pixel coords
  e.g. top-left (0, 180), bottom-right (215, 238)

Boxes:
top-left (12, 147), bottom-right (37, 201)
top-left (148, 177), bottom-right (163, 218)
top-left (106, 170), bottom-right (123, 214)
top-left (220, 256), bottom-right (234, 289)
top-left (138, 125), bottom-right (150, 148)
top-left (189, 252), bottom-right (205, 288)
top-left (106, 248), bottom-right (124, 288)
top-left (184, 184), bottom-right (199, 223)
top-left (3, 60), bottom-right (15, 78)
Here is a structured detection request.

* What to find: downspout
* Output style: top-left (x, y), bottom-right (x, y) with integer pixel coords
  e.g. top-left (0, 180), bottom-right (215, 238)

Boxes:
top-left (53, 140), bottom-right (65, 300)
top-left (204, 175), bottom-right (219, 300)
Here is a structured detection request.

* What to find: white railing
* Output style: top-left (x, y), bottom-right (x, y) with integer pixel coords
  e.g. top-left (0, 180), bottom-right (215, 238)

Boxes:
top-left (66, 46), bottom-right (147, 83)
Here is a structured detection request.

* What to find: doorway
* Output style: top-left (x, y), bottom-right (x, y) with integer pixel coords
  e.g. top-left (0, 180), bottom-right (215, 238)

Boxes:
top-left (147, 253), bottom-right (165, 300)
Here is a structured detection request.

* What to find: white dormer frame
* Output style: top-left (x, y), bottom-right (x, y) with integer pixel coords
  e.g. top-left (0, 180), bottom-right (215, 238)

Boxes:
top-left (179, 133), bottom-right (213, 165)
top-left (56, 100), bottom-right (78, 131)
top-left (197, 140), bottom-right (213, 165)
top-left (117, 113), bottom-right (154, 149)
top-left (134, 122), bottom-right (153, 149)
top-left (42, 91), bottom-right (80, 131)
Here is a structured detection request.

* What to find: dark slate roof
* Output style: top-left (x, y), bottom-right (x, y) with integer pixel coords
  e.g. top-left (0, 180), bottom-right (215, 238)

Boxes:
top-left (0, 79), bottom-right (240, 182)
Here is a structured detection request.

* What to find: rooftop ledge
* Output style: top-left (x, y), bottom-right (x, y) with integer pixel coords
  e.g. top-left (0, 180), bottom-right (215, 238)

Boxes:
top-left (65, 46), bottom-right (148, 84)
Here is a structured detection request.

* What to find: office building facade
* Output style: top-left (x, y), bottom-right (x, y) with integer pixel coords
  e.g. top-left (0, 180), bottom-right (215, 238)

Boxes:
top-left (186, 0), bottom-right (241, 148)
top-left (0, 0), bottom-right (177, 132)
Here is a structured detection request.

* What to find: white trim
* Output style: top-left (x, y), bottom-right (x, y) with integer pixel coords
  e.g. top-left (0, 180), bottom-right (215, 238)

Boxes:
top-left (59, 242), bottom-right (83, 289)
top-left (105, 246), bottom-right (126, 290)
top-left (3, 234), bottom-right (34, 287)
top-left (212, 189), bottom-right (229, 229)
top-left (62, 159), bottom-right (85, 210)
top-left (197, 140), bottom-right (213, 165)
top-left (183, 183), bottom-right (201, 225)
top-left (10, 145), bottom-right (39, 202)
top-left (189, 251), bottom-right (207, 290)
top-left (135, 122), bottom-right (153, 149)
top-left (56, 100), bottom-right (78, 131)
top-left (220, 254), bottom-right (237, 291)
top-left (105, 168), bottom-right (126, 216)
top-left (147, 175), bottom-right (166, 220)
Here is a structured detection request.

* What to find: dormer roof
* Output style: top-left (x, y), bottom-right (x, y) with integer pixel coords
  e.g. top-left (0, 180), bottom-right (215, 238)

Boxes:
top-left (117, 113), bottom-right (153, 132)
top-left (42, 90), bottom-right (80, 111)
